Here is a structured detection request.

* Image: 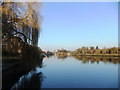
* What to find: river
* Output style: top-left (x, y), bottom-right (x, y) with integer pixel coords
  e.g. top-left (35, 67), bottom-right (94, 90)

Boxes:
top-left (3, 56), bottom-right (119, 89)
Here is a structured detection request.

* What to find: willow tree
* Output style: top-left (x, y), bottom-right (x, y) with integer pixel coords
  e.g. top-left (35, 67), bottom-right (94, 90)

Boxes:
top-left (2, 2), bottom-right (42, 44)
top-left (1, 1), bottom-right (42, 55)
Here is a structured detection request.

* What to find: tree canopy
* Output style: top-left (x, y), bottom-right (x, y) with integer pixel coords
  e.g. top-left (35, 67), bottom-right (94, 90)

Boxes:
top-left (1, 2), bottom-right (42, 46)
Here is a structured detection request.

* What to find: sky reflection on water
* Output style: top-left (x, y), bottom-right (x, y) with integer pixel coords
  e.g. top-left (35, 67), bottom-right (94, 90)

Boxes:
top-left (40, 56), bottom-right (118, 88)
top-left (11, 56), bottom-right (118, 89)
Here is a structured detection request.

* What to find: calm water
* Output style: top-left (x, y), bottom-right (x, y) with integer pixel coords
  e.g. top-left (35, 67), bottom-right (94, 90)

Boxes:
top-left (11, 56), bottom-right (118, 89)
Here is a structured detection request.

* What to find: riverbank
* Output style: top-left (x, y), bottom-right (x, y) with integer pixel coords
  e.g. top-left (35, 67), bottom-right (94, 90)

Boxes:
top-left (55, 52), bottom-right (120, 57)
top-left (71, 54), bottom-right (120, 57)
top-left (56, 47), bottom-right (119, 57)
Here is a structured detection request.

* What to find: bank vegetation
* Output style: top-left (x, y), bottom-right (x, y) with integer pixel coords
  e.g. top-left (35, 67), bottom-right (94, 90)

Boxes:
top-left (56, 46), bottom-right (119, 57)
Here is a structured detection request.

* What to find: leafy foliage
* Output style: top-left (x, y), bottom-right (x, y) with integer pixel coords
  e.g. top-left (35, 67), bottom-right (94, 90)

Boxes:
top-left (1, 2), bottom-right (42, 56)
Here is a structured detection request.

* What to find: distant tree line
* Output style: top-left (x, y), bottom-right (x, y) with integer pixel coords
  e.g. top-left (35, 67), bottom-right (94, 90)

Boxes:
top-left (56, 46), bottom-right (119, 56)
top-left (70, 46), bottom-right (119, 56)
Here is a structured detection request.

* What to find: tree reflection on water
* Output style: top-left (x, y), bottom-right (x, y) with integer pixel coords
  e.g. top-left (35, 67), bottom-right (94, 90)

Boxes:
top-left (73, 56), bottom-right (120, 64)
top-left (55, 55), bottom-right (120, 64)
top-left (56, 55), bottom-right (67, 59)
top-left (11, 68), bottom-right (44, 89)
top-left (2, 56), bottom-right (44, 90)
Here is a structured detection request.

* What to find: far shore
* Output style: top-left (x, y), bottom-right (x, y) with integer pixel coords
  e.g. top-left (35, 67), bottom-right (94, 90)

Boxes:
top-left (71, 54), bottom-right (120, 57)
top-left (56, 53), bottom-right (120, 57)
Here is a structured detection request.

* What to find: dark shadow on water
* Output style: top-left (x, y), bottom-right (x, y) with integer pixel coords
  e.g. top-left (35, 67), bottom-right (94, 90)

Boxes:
top-left (2, 56), bottom-right (44, 90)
top-left (11, 68), bottom-right (44, 90)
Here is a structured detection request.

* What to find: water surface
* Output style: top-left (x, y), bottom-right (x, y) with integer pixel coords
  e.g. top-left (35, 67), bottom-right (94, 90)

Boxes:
top-left (9, 56), bottom-right (118, 89)
top-left (39, 56), bottom-right (118, 88)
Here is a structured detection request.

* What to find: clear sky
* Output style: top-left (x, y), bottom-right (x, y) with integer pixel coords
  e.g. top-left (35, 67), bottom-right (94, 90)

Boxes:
top-left (38, 2), bottom-right (118, 51)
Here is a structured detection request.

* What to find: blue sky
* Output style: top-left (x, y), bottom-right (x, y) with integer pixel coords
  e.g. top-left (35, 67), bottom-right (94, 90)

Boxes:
top-left (38, 2), bottom-right (118, 51)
